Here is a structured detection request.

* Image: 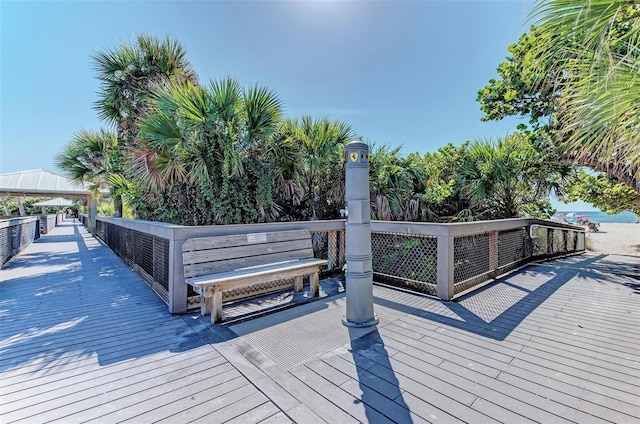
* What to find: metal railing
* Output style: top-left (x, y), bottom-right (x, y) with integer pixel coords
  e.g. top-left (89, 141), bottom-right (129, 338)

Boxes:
top-left (0, 217), bottom-right (39, 266)
top-left (82, 216), bottom-right (584, 312)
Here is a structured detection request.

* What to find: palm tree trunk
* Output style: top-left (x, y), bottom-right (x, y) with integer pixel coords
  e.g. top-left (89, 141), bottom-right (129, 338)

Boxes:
top-left (113, 194), bottom-right (123, 218)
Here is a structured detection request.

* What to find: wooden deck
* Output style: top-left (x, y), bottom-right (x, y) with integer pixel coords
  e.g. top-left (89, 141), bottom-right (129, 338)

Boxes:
top-left (1, 221), bottom-right (639, 423)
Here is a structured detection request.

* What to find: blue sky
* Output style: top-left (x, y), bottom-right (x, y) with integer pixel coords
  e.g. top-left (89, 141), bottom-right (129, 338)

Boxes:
top-left (0, 0), bottom-right (592, 211)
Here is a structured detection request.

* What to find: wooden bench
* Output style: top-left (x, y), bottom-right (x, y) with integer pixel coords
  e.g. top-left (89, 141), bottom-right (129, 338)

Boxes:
top-left (182, 229), bottom-right (327, 323)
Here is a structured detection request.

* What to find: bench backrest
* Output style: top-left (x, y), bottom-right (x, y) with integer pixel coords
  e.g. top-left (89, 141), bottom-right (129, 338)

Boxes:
top-left (182, 229), bottom-right (315, 278)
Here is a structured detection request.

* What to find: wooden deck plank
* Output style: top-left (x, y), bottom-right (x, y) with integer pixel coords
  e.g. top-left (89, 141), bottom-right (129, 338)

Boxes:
top-left (328, 346), bottom-right (496, 424)
top-left (0, 319), bottom-right (190, 368)
top-left (1, 348), bottom-right (221, 408)
top-left (442, 322), bottom-right (640, 380)
top-left (429, 322), bottom-right (640, 380)
top-left (9, 365), bottom-right (239, 423)
top-left (2, 223), bottom-right (639, 424)
top-left (380, 322), bottom-right (640, 422)
top-left (340, 306), bottom-right (636, 422)
top-left (320, 353), bottom-right (407, 400)
top-left (290, 364), bottom-right (382, 423)
top-left (378, 326), bottom-right (504, 378)
top-left (122, 378), bottom-right (254, 424)
top-left (340, 377), bottom-right (431, 424)
top-left (193, 392), bottom-right (271, 424)
top-left (281, 404), bottom-right (325, 424)
top-left (497, 369), bottom-right (640, 423)
top-left (257, 411), bottom-right (294, 424)
top-left (225, 401), bottom-right (283, 424)
top-left (220, 339), bottom-right (359, 424)
top-left (398, 392), bottom-right (466, 424)
top-left (469, 397), bottom-right (538, 424)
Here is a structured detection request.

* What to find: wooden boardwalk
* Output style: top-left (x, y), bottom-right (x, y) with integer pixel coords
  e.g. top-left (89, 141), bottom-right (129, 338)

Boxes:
top-left (1, 221), bottom-right (639, 423)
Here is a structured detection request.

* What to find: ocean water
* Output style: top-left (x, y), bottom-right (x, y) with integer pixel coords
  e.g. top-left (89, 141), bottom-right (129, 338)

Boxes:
top-left (553, 210), bottom-right (639, 223)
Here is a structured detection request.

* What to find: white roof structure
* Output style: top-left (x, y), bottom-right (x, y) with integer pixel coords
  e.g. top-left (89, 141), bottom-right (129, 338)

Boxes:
top-left (0, 169), bottom-right (92, 198)
top-left (32, 197), bottom-right (75, 207)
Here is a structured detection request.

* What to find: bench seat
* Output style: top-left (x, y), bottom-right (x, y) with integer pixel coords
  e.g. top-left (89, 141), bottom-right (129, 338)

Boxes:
top-left (182, 230), bottom-right (327, 323)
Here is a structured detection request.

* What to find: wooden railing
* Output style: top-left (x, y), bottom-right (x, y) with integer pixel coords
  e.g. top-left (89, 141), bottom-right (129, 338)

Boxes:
top-left (370, 219), bottom-right (585, 300)
top-left (83, 216), bottom-right (584, 313)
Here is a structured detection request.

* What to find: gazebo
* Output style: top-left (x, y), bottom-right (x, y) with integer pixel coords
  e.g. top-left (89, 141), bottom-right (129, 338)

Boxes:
top-left (0, 169), bottom-right (100, 233)
top-left (32, 197), bottom-right (75, 212)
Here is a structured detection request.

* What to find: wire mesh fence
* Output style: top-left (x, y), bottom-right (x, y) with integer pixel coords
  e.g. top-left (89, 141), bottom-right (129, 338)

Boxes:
top-left (454, 233), bottom-right (490, 284)
top-left (371, 231), bottom-right (438, 295)
top-left (0, 218), bottom-right (38, 266)
top-left (498, 228), bottom-right (529, 267)
top-left (88, 217), bottom-right (586, 310)
top-left (96, 220), bottom-right (170, 303)
top-left (310, 229), bottom-right (346, 272)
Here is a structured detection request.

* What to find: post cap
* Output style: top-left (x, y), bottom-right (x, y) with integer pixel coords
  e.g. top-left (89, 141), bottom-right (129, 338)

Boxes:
top-left (345, 141), bottom-right (369, 164)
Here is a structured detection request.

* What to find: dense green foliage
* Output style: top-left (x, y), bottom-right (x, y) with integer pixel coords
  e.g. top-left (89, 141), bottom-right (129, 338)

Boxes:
top-left (478, 1), bottom-right (640, 200)
top-left (563, 170), bottom-right (640, 215)
top-left (131, 77), bottom-right (285, 224)
top-left (1, 198), bottom-right (64, 216)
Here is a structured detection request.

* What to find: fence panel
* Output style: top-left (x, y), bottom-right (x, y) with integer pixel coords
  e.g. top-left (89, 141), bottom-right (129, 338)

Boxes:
top-left (371, 231), bottom-right (438, 295)
top-left (85, 217), bottom-right (585, 311)
top-left (0, 218), bottom-right (39, 266)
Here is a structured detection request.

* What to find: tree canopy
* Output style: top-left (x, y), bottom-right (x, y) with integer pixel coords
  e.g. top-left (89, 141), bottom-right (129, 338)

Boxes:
top-left (56, 30), bottom-right (622, 225)
top-left (478, 1), bottom-right (640, 200)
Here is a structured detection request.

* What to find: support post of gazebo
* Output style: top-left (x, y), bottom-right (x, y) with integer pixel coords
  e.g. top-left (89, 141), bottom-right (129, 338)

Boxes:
top-left (87, 195), bottom-right (97, 236)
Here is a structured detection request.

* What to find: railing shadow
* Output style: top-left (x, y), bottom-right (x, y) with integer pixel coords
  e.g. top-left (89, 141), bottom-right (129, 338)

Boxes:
top-left (373, 253), bottom-right (621, 341)
top-left (0, 221), bottom-right (208, 375)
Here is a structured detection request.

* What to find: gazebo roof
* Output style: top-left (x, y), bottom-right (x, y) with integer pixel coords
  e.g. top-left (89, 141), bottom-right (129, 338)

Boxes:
top-left (32, 197), bottom-right (75, 207)
top-left (0, 169), bottom-right (92, 198)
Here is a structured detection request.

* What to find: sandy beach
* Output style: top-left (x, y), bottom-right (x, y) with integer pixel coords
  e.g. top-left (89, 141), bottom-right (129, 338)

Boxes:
top-left (584, 222), bottom-right (640, 256)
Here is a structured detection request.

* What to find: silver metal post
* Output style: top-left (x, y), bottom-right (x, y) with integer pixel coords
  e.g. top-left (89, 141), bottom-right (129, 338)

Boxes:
top-left (342, 141), bottom-right (378, 328)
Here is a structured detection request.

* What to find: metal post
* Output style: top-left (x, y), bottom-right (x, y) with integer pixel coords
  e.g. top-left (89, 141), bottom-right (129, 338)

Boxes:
top-left (342, 141), bottom-right (378, 328)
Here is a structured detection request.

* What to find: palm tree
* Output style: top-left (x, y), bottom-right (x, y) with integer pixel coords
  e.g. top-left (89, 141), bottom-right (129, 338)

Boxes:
top-left (258, 119), bottom-right (304, 220)
top-left (529, 0), bottom-right (640, 193)
top-left (136, 77), bottom-right (284, 224)
top-left (55, 129), bottom-right (128, 215)
top-left (368, 143), bottom-right (423, 221)
top-left (460, 134), bottom-right (569, 219)
top-left (287, 116), bottom-right (355, 220)
top-left (92, 34), bottom-right (197, 216)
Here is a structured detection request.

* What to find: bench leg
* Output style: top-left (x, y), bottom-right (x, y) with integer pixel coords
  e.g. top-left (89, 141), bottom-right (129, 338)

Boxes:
top-left (211, 289), bottom-right (223, 324)
top-left (294, 275), bottom-right (303, 292)
top-left (310, 272), bottom-right (319, 297)
top-left (201, 296), bottom-right (212, 317)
